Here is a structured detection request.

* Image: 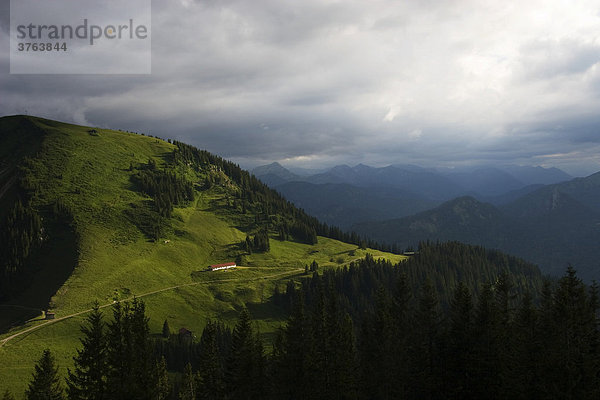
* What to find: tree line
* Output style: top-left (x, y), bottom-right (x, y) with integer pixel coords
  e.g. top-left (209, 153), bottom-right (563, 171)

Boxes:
top-left (244, 228), bottom-right (270, 253)
top-left (172, 141), bottom-right (395, 252)
top-left (11, 261), bottom-right (598, 400)
top-left (129, 158), bottom-right (195, 240)
top-left (0, 200), bottom-right (43, 299)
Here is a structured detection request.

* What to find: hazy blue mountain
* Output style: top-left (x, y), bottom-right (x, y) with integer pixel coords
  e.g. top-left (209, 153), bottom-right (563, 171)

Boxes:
top-left (500, 165), bottom-right (572, 185)
top-left (548, 171), bottom-right (600, 214)
top-left (483, 184), bottom-right (546, 205)
top-left (444, 167), bottom-right (525, 197)
top-left (274, 181), bottom-right (438, 228)
top-left (306, 164), bottom-right (361, 185)
top-left (254, 162), bottom-right (572, 200)
top-left (353, 172), bottom-right (600, 282)
top-left (439, 165), bottom-right (573, 197)
top-left (252, 162), bottom-right (300, 183)
top-left (286, 166), bottom-right (328, 176)
top-left (303, 164), bottom-right (465, 201)
top-left (353, 196), bottom-right (509, 250)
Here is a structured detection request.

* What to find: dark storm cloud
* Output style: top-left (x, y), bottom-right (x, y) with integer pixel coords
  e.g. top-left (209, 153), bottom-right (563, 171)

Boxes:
top-left (2, 0), bottom-right (600, 175)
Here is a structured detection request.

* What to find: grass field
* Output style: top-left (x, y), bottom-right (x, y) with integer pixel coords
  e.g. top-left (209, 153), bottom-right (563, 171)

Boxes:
top-left (0, 116), bottom-right (405, 396)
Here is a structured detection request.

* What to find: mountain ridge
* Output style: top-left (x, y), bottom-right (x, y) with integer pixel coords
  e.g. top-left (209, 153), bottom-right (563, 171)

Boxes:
top-left (354, 177), bottom-right (600, 281)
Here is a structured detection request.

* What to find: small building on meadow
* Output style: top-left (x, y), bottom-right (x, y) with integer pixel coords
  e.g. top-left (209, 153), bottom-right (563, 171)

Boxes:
top-left (209, 262), bottom-right (237, 271)
top-left (45, 311), bottom-right (55, 320)
top-left (179, 327), bottom-right (193, 338)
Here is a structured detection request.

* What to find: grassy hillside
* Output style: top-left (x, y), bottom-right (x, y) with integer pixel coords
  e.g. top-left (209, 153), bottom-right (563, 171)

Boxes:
top-left (0, 116), bottom-right (404, 396)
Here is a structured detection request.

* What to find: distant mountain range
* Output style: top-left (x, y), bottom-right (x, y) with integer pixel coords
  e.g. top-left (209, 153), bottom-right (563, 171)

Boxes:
top-left (352, 173), bottom-right (600, 282)
top-left (252, 162), bottom-right (573, 228)
top-left (252, 162), bottom-right (600, 282)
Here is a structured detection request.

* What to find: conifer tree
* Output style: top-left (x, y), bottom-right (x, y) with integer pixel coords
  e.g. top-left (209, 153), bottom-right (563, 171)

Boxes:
top-left (411, 279), bottom-right (440, 400)
top-left (129, 298), bottom-right (154, 399)
top-left (197, 321), bottom-right (225, 400)
top-left (225, 308), bottom-right (265, 400)
top-left (105, 301), bottom-right (128, 399)
top-left (471, 283), bottom-right (501, 398)
top-left (272, 289), bottom-right (311, 399)
top-left (162, 319), bottom-right (171, 338)
top-left (446, 282), bottom-right (473, 399)
top-left (511, 292), bottom-right (541, 399)
top-left (154, 357), bottom-right (171, 400)
top-left (25, 349), bottom-right (64, 400)
top-left (105, 299), bottom-right (153, 400)
top-left (178, 363), bottom-right (196, 400)
top-left (551, 266), bottom-right (598, 399)
top-left (66, 304), bottom-right (107, 400)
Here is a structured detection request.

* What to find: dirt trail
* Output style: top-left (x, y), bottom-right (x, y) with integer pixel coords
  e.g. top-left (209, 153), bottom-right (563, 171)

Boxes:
top-left (0, 268), bottom-right (302, 348)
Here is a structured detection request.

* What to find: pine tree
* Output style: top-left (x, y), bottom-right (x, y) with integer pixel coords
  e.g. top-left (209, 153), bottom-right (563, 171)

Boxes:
top-left (511, 292), bottom-right (541, 399)
top-left (25, 349), bottom-right (64, 400)
top-left (66, 304), bottom-right (107, 400)
top-left (273, 289), bottom-right (310, 399)
top-left (162, 319), bottom-right (171, 338)
top-left (105, 301), bottom-right (128, 399)
top-left (225, 308), bottom-right (264, 400)
top-left (360, 287), bottom-right (393, 399)
top-left (197, 321), bottom-right (225, 400)
top-left (411, 278), bottom-right (440, 400)
top-left (550, 266), bottom-right (598, 399)
top-left (471, 283), bottom-right (500, 399)
top-left (129, 298), bottom-right (154, 399)
top-left (105, 299), bottom-right (153, 400)
top-left (154, 357), bottom-right (171, 400)
top-left (446, 282), bottom-right (473, 399)
top-left (179, 363), bottom-right (196, 400)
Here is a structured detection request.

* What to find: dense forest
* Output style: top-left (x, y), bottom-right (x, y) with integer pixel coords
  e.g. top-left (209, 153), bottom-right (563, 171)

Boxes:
top-left (7, 249), bottom-right (597, 399)
top-left (0, 200), bottom-right (43, 299)
top-left (172, 141), bottom-right (393, 251)
top-left (128, 158), bottom-right (195, 240)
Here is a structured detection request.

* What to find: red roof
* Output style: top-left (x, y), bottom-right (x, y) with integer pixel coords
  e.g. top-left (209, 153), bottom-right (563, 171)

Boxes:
top-left (210, 262), bottom-right (236, 269)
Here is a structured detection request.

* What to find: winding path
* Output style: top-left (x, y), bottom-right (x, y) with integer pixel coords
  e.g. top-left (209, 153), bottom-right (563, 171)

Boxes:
top-left (0, 268), bottom-right (302, 348)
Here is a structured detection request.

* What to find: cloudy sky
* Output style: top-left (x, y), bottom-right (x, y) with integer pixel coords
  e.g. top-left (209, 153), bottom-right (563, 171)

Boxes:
top-left (2, 0), bottom-right (600, 175)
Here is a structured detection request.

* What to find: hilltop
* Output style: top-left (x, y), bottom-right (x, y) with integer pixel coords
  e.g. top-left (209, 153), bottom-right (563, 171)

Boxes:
top-left (0, 115), bottom-right (404, 394)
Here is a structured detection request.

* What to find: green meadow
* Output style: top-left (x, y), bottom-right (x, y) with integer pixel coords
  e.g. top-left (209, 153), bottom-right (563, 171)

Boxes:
top-left (0, 116), bottom-right (404, 395)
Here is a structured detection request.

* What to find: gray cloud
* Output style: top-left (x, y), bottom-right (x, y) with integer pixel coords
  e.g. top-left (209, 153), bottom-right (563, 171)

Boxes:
top-left (2, 0), bottom-right (600, 176)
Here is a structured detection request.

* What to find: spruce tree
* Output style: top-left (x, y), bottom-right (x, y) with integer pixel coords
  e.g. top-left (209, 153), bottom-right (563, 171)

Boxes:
top-left (273, 290), bottom-right (310, 399)
top-left (105, 301), bottom-right (128, 399)
top-left (225, 308), bottom-right (264, 400)
top-left (25, 349), bottom-right (64, 400)
top-left (105, 299), bottom-right (153, 400)
top-left (178, 363), bottom-right (196, 400)
top-left (550, 266), bottom-right (598, 399)
top-left (197, 321), bottom-right (225, 400)
top-left (411, 278), bottom-right (440, 400)
top-left (154, 357), bottom-right (171, 400)
top-left (511, 292), bottom-right (541, 399)
top-left (130, 298), bottom-right (154, 399)
top-left (471, 282), bottom-right (503, 399)
top-left (66, 304), bottom-right (107, 400)
top-left (162, 319), bottom-right (171, 338)
top-left (446, 282), bottom-right (474, 399)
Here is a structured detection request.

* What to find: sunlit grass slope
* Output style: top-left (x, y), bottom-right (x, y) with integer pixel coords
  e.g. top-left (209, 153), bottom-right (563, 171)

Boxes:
top-left (0, 116), bottom-right (404, 395)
